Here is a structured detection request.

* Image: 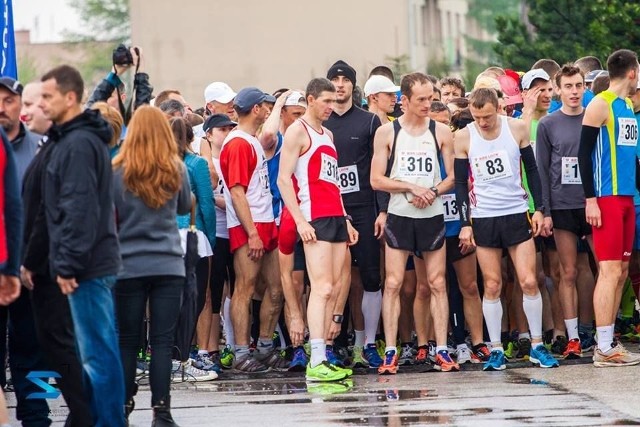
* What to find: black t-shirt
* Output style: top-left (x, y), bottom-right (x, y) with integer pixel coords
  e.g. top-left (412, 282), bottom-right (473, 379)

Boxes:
top-left (325, 105), bottom-right (381, 207)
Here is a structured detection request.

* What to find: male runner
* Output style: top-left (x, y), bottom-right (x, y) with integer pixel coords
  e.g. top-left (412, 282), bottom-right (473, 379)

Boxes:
top-left (364, 75), bottom-right (399, 124)
top-left (278, 77), bottom-right (357, 381)
top-left (371, 72), bottom-right (458, 374)
top-left (440, 77), bottom-right (465, 105)
top-left (454, 88), bottom-right (560, 371)
top-left (578, 49), bottom-right (640, 367)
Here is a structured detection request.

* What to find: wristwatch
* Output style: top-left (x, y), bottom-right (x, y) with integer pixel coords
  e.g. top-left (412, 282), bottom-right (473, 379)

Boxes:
top-left (345, 214), bottom-right (353, 222)
top-left (430, 186), bottom-right (439, 197)
top-left (332, 314), bottom-right (344, 324)
top-left (535, 206), bottom-right (546, 214)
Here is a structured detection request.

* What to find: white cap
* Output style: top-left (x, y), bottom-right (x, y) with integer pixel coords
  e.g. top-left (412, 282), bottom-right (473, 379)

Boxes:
top-left (204, 82), bottom-right (236, 104)
top-left (284, 91), bottom-right (307, 108)
top-left (364, 75), bottom-right (400, 97)
top-left (521, 69), bottom-right (550, 90)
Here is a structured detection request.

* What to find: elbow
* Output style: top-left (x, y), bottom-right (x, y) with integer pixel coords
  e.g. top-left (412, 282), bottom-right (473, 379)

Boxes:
top-left (370, 175), bottom-right (384, 191)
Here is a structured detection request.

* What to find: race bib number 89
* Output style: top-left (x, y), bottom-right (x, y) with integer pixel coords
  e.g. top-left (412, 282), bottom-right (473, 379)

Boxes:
top-left (472, 150), bottom-right (513, 183)
top-left (319, 153), bottom-right (339, 186)
top-left (338, 165), bottom-right (360, 194)
top-left (617, 117), bottom-right (638, 146)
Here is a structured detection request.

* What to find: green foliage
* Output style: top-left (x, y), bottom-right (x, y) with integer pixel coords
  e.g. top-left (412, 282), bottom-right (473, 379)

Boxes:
top-left (384, 54), bottom-right (411, 83)
top-left (427, 57), bottom-right (451, 78)
top-left (62, 42), bottom-right (113, 88)
top-left (467, 0), bottom-right (520, 34)
top-left (65, 0), bottom-right (130, 42)
top-left (17, 55), bottom-right (39, 84)
top-left (494, 0), bottom-right (640, 70)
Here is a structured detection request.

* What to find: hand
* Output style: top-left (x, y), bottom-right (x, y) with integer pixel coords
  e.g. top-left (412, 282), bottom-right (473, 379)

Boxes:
top-left (374, 212), bottom-right (387, 239)
top-left (347, 220), bottom-right (359, 246)
top-left (585, 198), bottom-right (601, 228)
top-left (531, 211), bottom-right (544, 237)
top-left (274, 89), bottom-right (292, 109)
top-left (459, 241), bottom-right (476, 256)
top-left (297, 221), bottom-right (317, 244)
top-left (0, 275), bottom-right (21, 305)
top-left (20, 266), bottom-right (34, 290)
top-left (408, 184), bottom-right (431, 208)
top-left (542, 216), bottom-right (553, 237)
top-left (57, 276), bottom-right (78, 295)
top-left (458, 226), bottom-right (476, 248)
top-left (288, 316), bottom-right (306, 347)
top-left (327, 321), bottom-right (341, 340)
top-left (523, 86), bottom-right (541, 113)
top-left (410, 195), bottom-right (428, 209)
top-left (130, 47), bottom-right (143, 71)
top-left (247, 231), bottom-right (265, 261)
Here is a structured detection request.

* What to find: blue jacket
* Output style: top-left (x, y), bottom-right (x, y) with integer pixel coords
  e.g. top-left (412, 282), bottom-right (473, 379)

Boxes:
top-left (177, 153), bottom-right (216, 249)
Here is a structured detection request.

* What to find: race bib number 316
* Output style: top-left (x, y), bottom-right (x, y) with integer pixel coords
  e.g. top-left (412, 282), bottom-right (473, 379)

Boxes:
top-left (398, 151), bottom-right (434, 179)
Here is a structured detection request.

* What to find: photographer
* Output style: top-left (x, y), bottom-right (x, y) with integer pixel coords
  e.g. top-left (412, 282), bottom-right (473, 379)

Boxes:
top-left (86, 45), bottom-right (153, 118)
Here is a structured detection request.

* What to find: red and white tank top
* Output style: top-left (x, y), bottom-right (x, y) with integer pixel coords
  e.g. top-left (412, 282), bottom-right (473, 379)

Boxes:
top-left (294, 119), bottom-right (344, 222)
top-left (467, 115), bottom-right (529, 218)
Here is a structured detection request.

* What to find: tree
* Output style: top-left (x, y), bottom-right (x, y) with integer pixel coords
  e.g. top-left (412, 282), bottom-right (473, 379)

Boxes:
top-left (66, 0), bottom-right (130, 42)
top-left (494, 0), bottom-right (640, 70)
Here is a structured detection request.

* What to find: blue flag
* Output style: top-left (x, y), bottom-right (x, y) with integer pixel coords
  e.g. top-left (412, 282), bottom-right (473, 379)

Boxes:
top-left (1, 0), bottom-right (17, 78)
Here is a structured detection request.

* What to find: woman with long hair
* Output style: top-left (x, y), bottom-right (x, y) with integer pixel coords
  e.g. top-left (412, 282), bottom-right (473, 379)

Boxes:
top-left (112, 105), bottom-right (191, 426)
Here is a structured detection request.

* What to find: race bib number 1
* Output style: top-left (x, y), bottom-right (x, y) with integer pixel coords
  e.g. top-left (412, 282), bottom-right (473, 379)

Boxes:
top-left (319, 153), bottom-right (339, 186)
top-left (441, 194), bottom-right (458, 222)
top-left (472, 150), bottom-right (513, 183)
top-left (617, 117), bottom-right (638, 146)
top-left (338, 165), bottom-right (360, 194)
top-left (561, 156), bottom-right (581, 184)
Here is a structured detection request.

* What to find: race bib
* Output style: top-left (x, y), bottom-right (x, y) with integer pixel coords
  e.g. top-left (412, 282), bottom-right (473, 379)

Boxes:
top-left (319, 153), bottom-right (339, 186)
top-left (472, 151), bottom-right (513, 183)
top-left (441, 194), bottom-right (459, 222)
top-left (561, 156), bottom-right (581, 184)
top-left (617, 117), bottom-right (638, 146)
top-left (398, 151), bottom-right (435, 179)
top-left (338, 165), bottom-right (360, 194)
top-left (258, 164), bottom-right (270, 196)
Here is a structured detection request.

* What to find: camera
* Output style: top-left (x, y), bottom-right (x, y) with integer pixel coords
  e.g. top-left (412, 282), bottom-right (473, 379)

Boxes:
top-left (112, 44), bottom-right (134, 66)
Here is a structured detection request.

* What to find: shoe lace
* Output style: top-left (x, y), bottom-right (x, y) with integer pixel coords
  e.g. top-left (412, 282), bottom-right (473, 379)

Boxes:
top-left (383, 351), bottom-right (396, 365)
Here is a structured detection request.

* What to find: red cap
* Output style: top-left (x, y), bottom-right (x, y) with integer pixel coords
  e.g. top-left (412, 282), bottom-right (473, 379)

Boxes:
top-left (497, 75), bottom-right (523, 106)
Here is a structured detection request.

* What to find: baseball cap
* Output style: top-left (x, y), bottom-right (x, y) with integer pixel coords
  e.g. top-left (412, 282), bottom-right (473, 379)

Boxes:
top-left (284, 91), bottom-right (307, 108)
top-left (204, 82), bottom-right (236, 104)
top-left (497, 75), bottom-right (523, 105)
top-left (521, 69), bottom-right (550, 90)
top-left (0, 77), bottom-right (23, 95)
top-left (203, 113), bottom-right (237, 133)
top-left (233, 87), bottom-right (277, 113)
top-left (585, 69), bottom-right (608, 84)
top-left (363, 75), bottom-right (400, 97)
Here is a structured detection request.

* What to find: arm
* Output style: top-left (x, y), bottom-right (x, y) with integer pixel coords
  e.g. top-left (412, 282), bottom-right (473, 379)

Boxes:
top-left (535, 120), bottom-right (552, 218)
top-left (520, 87), bottom-right (541, 137)
top-left (131, 48), bottom-right (153, 110)
top-left (514, 120), bottom-right (544, 236)
top-left (453, 128), bottom-right (471, 227)
top-left (259, 90), bottom-right (290, 150)
top-left (435, 121), bottom-right (455, 194)
top-left (85, 72), bottom-right (122, 109)
top-left (1, 135), bottom-right (23, 278)
top-left (192, 158), bottom-right (216, 247)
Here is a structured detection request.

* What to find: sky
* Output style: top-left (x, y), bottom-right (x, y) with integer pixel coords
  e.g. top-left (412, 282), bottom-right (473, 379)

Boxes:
top-left (13, 0), bottom-right (82, 43)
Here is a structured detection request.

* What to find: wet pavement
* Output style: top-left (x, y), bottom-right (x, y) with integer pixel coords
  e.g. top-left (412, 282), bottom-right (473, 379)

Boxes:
top-left (7, 356), bottom-right (640, 426)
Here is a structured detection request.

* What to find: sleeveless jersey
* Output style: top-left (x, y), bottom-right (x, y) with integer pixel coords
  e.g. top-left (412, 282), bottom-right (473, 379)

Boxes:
top-left (387, 119), bottom-right (443, 219)
top-left (467, 115), bottom-right (529, 218)
top-left (634, 111), bottom-right (640, 206)
top-left (220, 129), bottom-right (274, 228)
top-left (521, 119), bottom-right (539, 213)
top-left (592, 90), bottom-right (638, 197)
top-left (267, 133), bottom-right (283, 223)
top-left (211, 157), bottom-right (229, 239)
top-left (294, 119), bottom-right (344, 222)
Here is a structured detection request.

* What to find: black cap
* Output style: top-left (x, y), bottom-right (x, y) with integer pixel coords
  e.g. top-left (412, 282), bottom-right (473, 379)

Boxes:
top-left (0, 77), bottom-right (23, 95)
top-left (203, 114), bottom-right (237, 133)
top-left (327, 60), bottom-right (356, 85)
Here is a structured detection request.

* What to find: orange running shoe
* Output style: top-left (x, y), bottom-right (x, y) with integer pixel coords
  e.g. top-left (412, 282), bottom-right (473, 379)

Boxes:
top-left (563, 338), bottom-right (582, 359)
top-left (414, 345), bottom-right (429, 365)
top-left (434, 350), bottom-right (460, 372)
top-left (378, 350), bottom-right (398, 375)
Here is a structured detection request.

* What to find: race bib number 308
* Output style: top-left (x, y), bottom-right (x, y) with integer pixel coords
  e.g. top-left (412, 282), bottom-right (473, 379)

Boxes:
top-left (319, 153), bottom-right (339, 186)
top-left (617, 117), bottom-right (638, 146)
top-left (472, 150), bottom-right (513, 183)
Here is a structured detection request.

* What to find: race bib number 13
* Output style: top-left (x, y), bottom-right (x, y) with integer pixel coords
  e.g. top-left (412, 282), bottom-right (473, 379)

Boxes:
top-left (441, 194), bottom-right (458, 222)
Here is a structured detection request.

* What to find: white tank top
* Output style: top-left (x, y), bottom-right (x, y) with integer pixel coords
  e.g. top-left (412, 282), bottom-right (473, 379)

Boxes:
top-left (388, 119), bottom-right (443, 219)
top-left (211, 157), bottom-right (229, 239)
top-left (221, 129), bottom-right (274, 228)
top-left (467, 115), bottom-right (529, 218)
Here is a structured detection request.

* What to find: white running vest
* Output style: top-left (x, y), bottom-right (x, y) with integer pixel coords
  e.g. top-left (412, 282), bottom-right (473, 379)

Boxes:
top-left (211, 157), bottom-right (229, 239)
top-left (388, 121), bottom-right (443, 219)
top-left (467, 115), bottom-right (529, 218)
top-left (221, 129), bottom-right (274, 228)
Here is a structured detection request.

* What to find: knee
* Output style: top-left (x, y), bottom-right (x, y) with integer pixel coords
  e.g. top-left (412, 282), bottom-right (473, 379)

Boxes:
top-left (310, 282), bottom-right (333, 301)
top-left (383, 276), bottom-right (403, 295)
top-left (460, 280), bottom-right (480, 299)
top-left (520, 276), bottom-right (538, 295)
top-left (427, 275), bottom-right (446, 296)
top-left (401, 284), bottom-right (416, 301)
top-left (415, 281), bottom-right (431, 299)
top-left (560, 266), bottom-right (578, 286)
top-left (483, 279), bottom-right (501, 298)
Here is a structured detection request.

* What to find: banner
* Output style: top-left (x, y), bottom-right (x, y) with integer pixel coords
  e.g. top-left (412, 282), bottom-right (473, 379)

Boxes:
top-left (1, 0), bottom-right (17, 78)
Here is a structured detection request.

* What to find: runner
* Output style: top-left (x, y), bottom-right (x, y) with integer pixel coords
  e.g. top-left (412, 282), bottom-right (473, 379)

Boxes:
top-left (278, 77), bottom-right (358, 382)
top-left (439, 77), bottom-right (465, 105)
top-left (364, 75), bottom-right (400, 124)
top-left (454, 87), bottom-right (560, 371)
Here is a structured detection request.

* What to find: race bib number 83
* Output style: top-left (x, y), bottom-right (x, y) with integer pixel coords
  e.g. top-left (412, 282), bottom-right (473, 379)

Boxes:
top-left (472, 150), bottom-right (513, 183)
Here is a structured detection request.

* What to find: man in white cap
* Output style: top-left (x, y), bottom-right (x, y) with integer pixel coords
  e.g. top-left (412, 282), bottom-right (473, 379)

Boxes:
top-left (364, 75), bottom-right (400, 124)
top-left (204, 81), bottom-right (238, 121)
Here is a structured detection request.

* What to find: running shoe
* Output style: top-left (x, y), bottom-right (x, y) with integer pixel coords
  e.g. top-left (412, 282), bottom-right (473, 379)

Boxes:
top-left (579, 332), bottom-right (596, 352)
top-left (220, 345), bottom-right (234, 369)
top-left (471, 343), bottom-right (491, 363)
top-left (530, 344), bottom-right (560, 368)
top-left (414, 345), bottom-right (429, 365)
top-left (515, 338), bottom-right (531, 360)
top-left (193, 352), bottom-right (220, 372)
top-left (398, 344), bottom-right (415, 366)
top-left (562, 338), bottom-right (582, 359)
top-left (233, 353), bottom-right (270, 373)
top-left (434, 350), bottom-right (460, 372)
top-left (378, 350), bottom-right (399, 375)
top-left (503, 340), bottom-right (517, 360)
top-left (172, 359), bottom-right (218, 382)
top-left (427, 340), bottom-right (437, 363)
top-left (455, 345), bottom-right (472, 364)
top-left (593, 342), bottom-right (640, 367)
top-left (288, 347), bottom-right (308, 372)
top-left (306, 361), bottom-right (348, 382)
top-left (550, 336), bottom-right (568, 355)
top-left (483, 349), bottom-right (506, 371)
top-left (255, 348), bottom-right (290, 371)
top-left (326, 346), bottom-right (345, 368)
top-left (351, 345), bottom-right (369, 368)
top-left (363, 343), bottom-right (383, 368)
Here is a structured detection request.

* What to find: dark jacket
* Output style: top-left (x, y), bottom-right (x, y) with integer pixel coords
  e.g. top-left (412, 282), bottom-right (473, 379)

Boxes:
top-left (43, 109), bottom-right (121, 281)
top-left (86, 72), bottom-right (153, 112)
top-left (0, 129), bottom-right (23, 277)
top-left (11, 123), bottom-right (40, 182)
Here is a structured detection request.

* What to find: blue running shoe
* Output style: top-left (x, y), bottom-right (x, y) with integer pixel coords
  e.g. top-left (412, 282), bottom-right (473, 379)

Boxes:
top-left (288, 347), bottom-right (308, 372)
top-left (363, 343), bottom-right (383, 368)
top-left (483, 349), bottom-right (506, 371)
top-left (326, 346), bottom-right (345, 368)
top-left (530, 344), bottom-right (560, 368)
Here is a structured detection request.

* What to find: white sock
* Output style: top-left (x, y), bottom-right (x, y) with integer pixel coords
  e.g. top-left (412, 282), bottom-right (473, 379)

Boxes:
top-left (362, 290), bottom-right (382, 344)
top-left (565, 317), bottom-right (579, 340)
top-left (596, 326), bottom-right (614, 353)
top-left (384, 346), bottom-right (396, 354)
top-left (354, 330), bottom-right (366, 347)
top-left (482, 298), bottom-right (503, 345)
top-left (518, 332), bottom-right (531, 340)
top-left (310, 339), bottom-right (326, 367)
top-left (198, 349), bottom-right (208, 356)
top-left (522, 292), bottom-right (543, 340)
top-left (435, 345), bottom-right (447, 353)
top-left (223, 297), bottom-right (235, 348)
